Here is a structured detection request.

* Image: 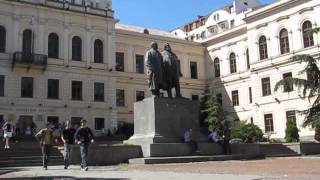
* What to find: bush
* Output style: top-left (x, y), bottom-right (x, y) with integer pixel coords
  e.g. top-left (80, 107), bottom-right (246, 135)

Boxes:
top-left (231, 122), bottom-right (263, 143)
top-left (285, 120), bottom-right (300, 142)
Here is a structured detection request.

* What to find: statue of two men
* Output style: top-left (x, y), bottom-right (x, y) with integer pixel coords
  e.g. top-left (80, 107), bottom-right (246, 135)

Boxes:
top-left (145, 42), bottom-right (181, 98)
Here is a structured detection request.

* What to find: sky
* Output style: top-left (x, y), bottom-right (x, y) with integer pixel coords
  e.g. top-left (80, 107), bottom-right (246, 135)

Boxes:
top-left (113, 0), bottom-right (274, 32)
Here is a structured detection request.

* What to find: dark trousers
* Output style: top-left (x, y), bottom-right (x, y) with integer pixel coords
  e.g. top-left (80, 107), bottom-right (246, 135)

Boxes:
top-left (189, 140), bottom-right (198, 152)
top-left (64, 144), bottom-right (71, 167)
top-left (41, 145), bottom-right (51, 168)
top-left (80, 143), bottom-right (89, 168)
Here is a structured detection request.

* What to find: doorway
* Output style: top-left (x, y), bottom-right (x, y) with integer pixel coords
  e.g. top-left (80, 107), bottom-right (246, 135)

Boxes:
top-left (18, 116), bottom-right (35, 136)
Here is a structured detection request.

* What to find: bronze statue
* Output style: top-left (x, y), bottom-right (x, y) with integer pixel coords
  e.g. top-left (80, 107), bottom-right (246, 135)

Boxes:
top-left (145, 42), bottom-right (164, 97)
top-left (162, 43), bottom-right (182, 98)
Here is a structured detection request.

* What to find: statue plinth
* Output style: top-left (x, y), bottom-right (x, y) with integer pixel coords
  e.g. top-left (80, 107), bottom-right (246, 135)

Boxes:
top-left (126, 97), bottom-right (207, 157)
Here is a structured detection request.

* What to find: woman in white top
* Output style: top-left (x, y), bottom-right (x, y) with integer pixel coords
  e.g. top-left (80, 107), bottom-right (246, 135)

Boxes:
top-left (2, 122), bottom-right (13, 149)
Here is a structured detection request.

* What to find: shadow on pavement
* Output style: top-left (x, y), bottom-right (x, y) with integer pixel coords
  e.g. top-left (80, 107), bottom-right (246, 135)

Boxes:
top-left (0, 168), bottom-right (24, 176)
top-left (1, 177), bottom-right (130, 180)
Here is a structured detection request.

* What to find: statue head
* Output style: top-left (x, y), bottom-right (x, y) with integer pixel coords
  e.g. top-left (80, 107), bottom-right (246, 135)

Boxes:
top-left (150, 42), bottom-right (158, 50)
top-left (164, 43), bottom-right (171, 51)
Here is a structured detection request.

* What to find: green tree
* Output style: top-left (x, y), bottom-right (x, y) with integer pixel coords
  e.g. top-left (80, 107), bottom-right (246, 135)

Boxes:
top-left (201, 89), bottom-right (231, 138)
top-left (274, 53), bottom-right (320, 141)
top-left (285, 120), bottom-right (300, 143)
top-left (231, 121), bottom-right (263, 143)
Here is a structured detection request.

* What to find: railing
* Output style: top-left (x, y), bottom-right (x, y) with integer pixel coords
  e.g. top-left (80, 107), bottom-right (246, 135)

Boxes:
top-left (13, 52), bottom-right (48, 66)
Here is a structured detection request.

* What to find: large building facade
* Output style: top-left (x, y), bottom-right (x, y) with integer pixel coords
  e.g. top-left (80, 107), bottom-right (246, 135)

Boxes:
top-left (0, 0), bottom-right (319, 140)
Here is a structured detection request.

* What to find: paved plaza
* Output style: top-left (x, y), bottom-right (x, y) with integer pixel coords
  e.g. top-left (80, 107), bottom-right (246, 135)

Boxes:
top-left (1, 157), bottom-right (320, 180)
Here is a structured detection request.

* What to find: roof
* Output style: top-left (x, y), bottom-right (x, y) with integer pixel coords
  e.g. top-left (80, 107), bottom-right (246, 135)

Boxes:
top-left (115, 23), bottom-right (182, 39)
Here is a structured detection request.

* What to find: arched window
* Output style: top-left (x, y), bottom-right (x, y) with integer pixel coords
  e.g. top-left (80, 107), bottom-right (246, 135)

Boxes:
top-left (246, 49), bottom-right (250, 69)
top-left (229, 53), bottom-right (237, 74)
top-left (279, 29), bottom-right (290, 54)
top-left (72, 36), bottom-right (82, 61)
top-left (0, 26), bottom-right (6, 53)
top-left (22, 29), bottom-right (33, 54)
top-left (48, 33), bottom-right (59, 59)
top-left (259, 36), bottom-right (268, 60)
top-left (94, 39), bottom-right (103, 63)
top-left (302, 21), bottom-right (314, 48)
top-left (214, 58), bottom-right (220, 77)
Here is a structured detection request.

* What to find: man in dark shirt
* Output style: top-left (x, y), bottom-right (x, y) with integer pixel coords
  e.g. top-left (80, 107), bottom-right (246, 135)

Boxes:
top-left (61, 120), bottom-right (76, 169)
top-left (74, 119), bottom-right (94, 171)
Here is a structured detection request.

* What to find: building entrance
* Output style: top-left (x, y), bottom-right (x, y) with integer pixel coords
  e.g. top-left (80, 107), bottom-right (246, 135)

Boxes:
top-left (18, 116), bottom-right (35, 136)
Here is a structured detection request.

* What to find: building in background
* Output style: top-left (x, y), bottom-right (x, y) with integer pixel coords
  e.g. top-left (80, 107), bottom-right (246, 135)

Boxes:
top-left (0, 0), bottom-right (319, 140)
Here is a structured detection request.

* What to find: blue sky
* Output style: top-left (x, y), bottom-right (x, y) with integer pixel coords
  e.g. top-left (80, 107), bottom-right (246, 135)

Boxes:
top-left (113, 0), bottom-right (274, 31)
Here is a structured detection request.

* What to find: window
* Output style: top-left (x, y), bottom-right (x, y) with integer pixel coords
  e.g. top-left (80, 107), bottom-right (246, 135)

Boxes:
top-left (302, 21), bottom-right (314, 48)
top-left (230, 20), bottom-right (235, 28)
top-left (229, 53), bottom-right (237, 73)
top-left (116, 89), bottom-right (125, 107)
top-left (136, 55), bottom-right (144, 73)
top-left (94, 39), bottom-right (103, 63)
top-left (286, 111), bottom-right (297, 126)
top-left (262, 77), bottom-right (271, 96)
top-left (136, 91), bottom-right (145, 102)
top-left (71, 117), bottom-right (82, 129)
top-left (191, 95), bottom-right (199, 101)
top-left (72, 36), bottom-right (82, 61)
top-left (94, 82), bottom-right (104, 102)
top-left (279, 29), bottom-right (290, 54)
top-left (264, 114), bottom-right (274, 132)
top-left (259, 36), bottom-right (268, 60)
top-left (216, 93), bottom-right (222, 105)
top-left (190, 61), bottom-right (198, 79)
top-left (21, 77), bottom-right (33, 98)
top-left (246, 49), bottom-right (250, 69)
top-left (47, 116), bottom-right (59, 129)
top-left (48, 33), bottom-right (59, 59)
top-left (116, 52), bottom-right (124, 72)
top-left (214, 58), bottom-right (220, 77)
top-left (48, 79), bottom-right (59, 99)
top-left (249, 87), bottom-right (252, 103)
top-left (0, 75), bottom-right (4, 97)
top-left (0, 26), bottom-right (6, 53)
top-left (232, 90), bottom-right (239, 106)
top-left (72, 81), bottom-right (82, 100)
top-left (283, 72), bottom-right (293, 92)
top-left (23, 29), bottom-right (33, 54)
top-left (95, 118), bottom-right (105, 130)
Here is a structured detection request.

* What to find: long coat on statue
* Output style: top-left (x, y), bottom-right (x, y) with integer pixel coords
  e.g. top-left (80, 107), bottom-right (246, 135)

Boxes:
top-left (162, 50), bottom-right (180, 91)
top-left (145, 48), bottom-right (164, 91)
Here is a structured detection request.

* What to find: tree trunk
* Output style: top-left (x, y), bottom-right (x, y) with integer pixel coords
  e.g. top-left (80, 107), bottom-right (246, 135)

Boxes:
top-left (314, 126), bottom-right (320, 142)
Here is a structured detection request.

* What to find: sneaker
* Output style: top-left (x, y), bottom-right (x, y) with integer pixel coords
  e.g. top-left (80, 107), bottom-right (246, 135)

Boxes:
top-left (7, 145), bottom-right (10, 149)
top-left (4, 145), bottom-right (7, 149)
top-left (64, 166), bottom-right (68, 170)
top-left (43, 167), bottom-right (48, 170)
top-left (84, 167), bottom-right (88, 171)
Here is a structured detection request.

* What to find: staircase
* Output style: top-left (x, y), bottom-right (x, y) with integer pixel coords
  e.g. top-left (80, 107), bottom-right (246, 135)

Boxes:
top-left (0, 139), bottom-right (64, 167)
top-left (259, 144), bottom-right (301, 157)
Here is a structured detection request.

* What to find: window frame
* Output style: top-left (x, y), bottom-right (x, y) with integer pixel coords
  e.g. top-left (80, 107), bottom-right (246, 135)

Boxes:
top-left (261, 77), bottom-right (271, 96)
top-left (47, 79), bottom-right (59, 99)
top-left (71, 80), bottom-right (83, 101)
top-left (48, 33), bottom-right (59, 59)
top-left (279, 29), bottom-right (290, 54)
top-left (302, 21), bottom-right (314, 48)
top-left (21, 77), bottom-right (34, 98)
top-left (0, 26), bottom-right (6, 53)
top-left (231, 90), bottom-right (239, 106)
top-left (229, 53), bottom-right (237, 74)
top-left (72, 36), bottom-right (82, 61)
top-left (259, 36), bottom-right (268, 60)
top-left (94, 39), bottom-right (103, 63)
top-left (264, 114), bottom-right (274, 133)
top-left (214, 58), bottom-right (220, 77)
top-left (94, 82), bottom-right (105, 102)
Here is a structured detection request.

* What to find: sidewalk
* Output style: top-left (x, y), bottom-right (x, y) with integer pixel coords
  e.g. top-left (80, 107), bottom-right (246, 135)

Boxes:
top-left (0, 165), bottom-right (264, 180)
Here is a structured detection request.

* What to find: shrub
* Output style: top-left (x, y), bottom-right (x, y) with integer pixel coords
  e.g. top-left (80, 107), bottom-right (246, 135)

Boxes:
top-left (231, 122), bottom-right (263, 143)
top-left (285, 120), bottom-right (300, 143)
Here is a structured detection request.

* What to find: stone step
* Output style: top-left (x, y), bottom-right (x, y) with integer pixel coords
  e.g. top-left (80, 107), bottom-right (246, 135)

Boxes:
top-left (265, 153), bottom-right (301, 158)
top-left (129, 154), bottom-right (265, 164)
top-left (0, 155), bottom-right (63, 161)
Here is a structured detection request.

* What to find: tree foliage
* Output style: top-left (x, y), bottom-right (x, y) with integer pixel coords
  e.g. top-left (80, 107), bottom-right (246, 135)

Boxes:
top-left (285, 120), bottom-right (300, 143)
top-left (200, 88), bottom-right (231, 138)
top-left (230, 121), bottom-right (263, 143)
top-left (274, 53), bottom-right (320, 141)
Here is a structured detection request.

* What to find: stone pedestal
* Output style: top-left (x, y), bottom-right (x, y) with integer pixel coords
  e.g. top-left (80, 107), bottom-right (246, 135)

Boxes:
top-left (126, 97), bottom-right (208, 157)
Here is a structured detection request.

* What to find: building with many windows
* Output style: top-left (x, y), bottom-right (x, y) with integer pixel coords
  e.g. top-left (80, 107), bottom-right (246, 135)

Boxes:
top-left (0, 0), bottom-right (319, 140)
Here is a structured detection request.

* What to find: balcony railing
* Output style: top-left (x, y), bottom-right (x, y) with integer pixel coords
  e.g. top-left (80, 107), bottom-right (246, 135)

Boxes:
top-left (12, 52), bottom-right (48, 70)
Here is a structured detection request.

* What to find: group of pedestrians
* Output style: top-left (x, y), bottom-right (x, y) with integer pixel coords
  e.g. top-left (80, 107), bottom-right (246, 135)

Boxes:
top-left (35, 119), bottom-right (94, 171)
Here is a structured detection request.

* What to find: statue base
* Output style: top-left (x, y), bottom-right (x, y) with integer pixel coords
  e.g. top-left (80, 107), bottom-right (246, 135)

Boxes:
top-left (125, 97), bottom-right (209, 157)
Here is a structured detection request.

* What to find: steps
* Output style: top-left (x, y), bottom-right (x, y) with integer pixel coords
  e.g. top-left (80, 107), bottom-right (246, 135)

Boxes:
top-left (0, 141), bottom-right (64, 167)
top-left (129, 154), bottom-right (265, 164)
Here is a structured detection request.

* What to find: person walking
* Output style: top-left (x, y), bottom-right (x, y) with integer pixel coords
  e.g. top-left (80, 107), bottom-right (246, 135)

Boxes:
top-left (35, 123), bottom-right (54, 170)
top-left (74, 119), bottom-right (94, 171)
top-left (61, 120), bottom-right (76, 169)
top-left (2, 121), bottom-right (13, 149)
